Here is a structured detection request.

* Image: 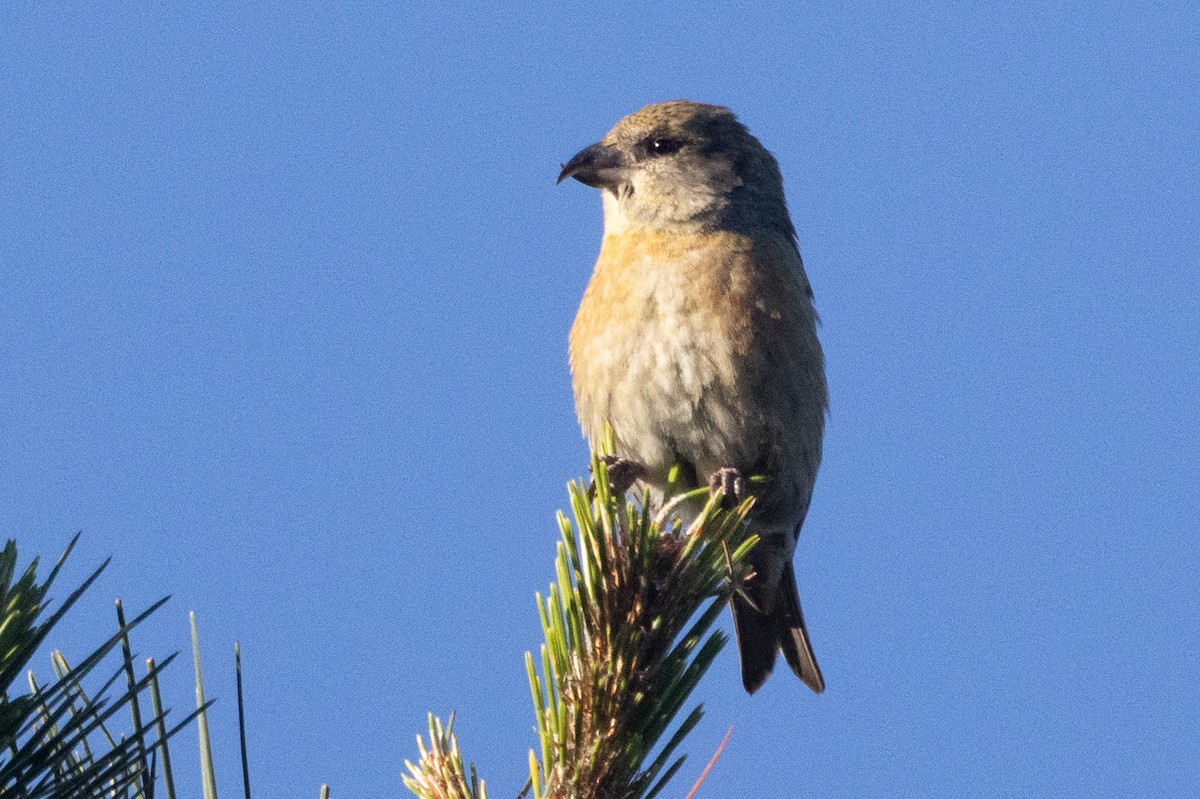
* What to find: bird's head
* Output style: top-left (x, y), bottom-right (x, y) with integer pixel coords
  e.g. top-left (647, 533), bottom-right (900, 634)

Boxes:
top-left (558, 100), bottom-right (793, 238)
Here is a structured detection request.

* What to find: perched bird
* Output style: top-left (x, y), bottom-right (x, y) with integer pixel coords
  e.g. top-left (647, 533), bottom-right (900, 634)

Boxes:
top-left (558, 100), bottom-right (828, 694)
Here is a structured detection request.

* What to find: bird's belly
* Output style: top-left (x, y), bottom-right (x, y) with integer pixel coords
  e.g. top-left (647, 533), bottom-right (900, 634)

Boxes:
top-left (575, 289), bottom-right (759, 481)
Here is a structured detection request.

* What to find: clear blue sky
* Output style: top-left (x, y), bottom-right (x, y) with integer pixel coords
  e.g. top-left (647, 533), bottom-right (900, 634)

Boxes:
top-left (4, 3), bottom-right (1197, 797)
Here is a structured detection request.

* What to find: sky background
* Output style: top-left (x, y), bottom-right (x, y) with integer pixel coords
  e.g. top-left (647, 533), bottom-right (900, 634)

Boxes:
top-left (3, 3), bottom-right (1198, 797)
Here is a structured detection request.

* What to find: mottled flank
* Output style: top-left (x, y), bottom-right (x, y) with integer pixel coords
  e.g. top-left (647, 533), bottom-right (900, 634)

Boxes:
top-left (562, 100), bottom-right (827, 693)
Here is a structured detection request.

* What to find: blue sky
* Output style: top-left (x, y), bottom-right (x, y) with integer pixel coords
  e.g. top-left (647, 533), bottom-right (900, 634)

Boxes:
top-left (3, 3), bottom-right (1197, 796)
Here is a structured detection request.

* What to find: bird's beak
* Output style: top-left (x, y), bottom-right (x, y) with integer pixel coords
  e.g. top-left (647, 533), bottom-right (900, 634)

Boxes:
top-left (557, 142), bottom-right (628, 189)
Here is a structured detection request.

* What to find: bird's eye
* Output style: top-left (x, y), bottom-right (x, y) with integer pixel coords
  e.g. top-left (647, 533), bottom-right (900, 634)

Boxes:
top-left (647, 138), bottom-right (684, 156)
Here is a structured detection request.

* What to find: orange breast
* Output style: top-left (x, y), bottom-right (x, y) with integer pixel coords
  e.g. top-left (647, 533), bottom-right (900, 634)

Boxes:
top-left (569, 227), bottom-right (824, 487)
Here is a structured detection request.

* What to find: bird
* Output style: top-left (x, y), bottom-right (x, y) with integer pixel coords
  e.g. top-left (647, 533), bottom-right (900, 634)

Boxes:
top-left (558, 100), bottom-right (827, 694)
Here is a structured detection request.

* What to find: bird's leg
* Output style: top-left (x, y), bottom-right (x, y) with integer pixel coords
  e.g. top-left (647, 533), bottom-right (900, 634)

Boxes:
top-left (594, 454), bottom-right (646, 496)
top-left (708, 467), bottom-right (746, 509)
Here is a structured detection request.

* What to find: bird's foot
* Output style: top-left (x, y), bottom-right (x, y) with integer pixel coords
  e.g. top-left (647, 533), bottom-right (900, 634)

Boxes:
top-left (594, 455), bottom-right (646, 496)
top-left (708, 467), bottom-right (746, 509)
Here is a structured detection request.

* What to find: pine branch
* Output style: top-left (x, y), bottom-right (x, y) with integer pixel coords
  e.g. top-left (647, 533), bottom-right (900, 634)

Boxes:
top-left (0, 538), bottom-right (221, 799)
top-left (406, 441), bottom-right (756, 799)
top-left (0, 536), bottom-right (174, 798)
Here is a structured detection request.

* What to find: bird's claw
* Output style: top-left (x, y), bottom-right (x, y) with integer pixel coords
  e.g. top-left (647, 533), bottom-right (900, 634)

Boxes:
top-left (593, 455), bottom-right (646, 497)
top-left (708, 467), bottom-right (745, 509)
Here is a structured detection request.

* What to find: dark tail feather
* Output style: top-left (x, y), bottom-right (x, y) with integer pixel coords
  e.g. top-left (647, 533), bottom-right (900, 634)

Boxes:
top-left (731, 591), bottom-right (779, 694)
top-left (777, 566), bottom-right (825, 693)
top-left (730, 566), bottom-right (824, 694)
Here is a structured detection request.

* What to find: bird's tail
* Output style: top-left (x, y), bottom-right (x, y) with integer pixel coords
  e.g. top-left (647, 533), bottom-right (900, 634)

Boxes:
top-left (776, 565), bottom-right (825, 693)
top-left (731, 563), bottom-right (824, 694)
